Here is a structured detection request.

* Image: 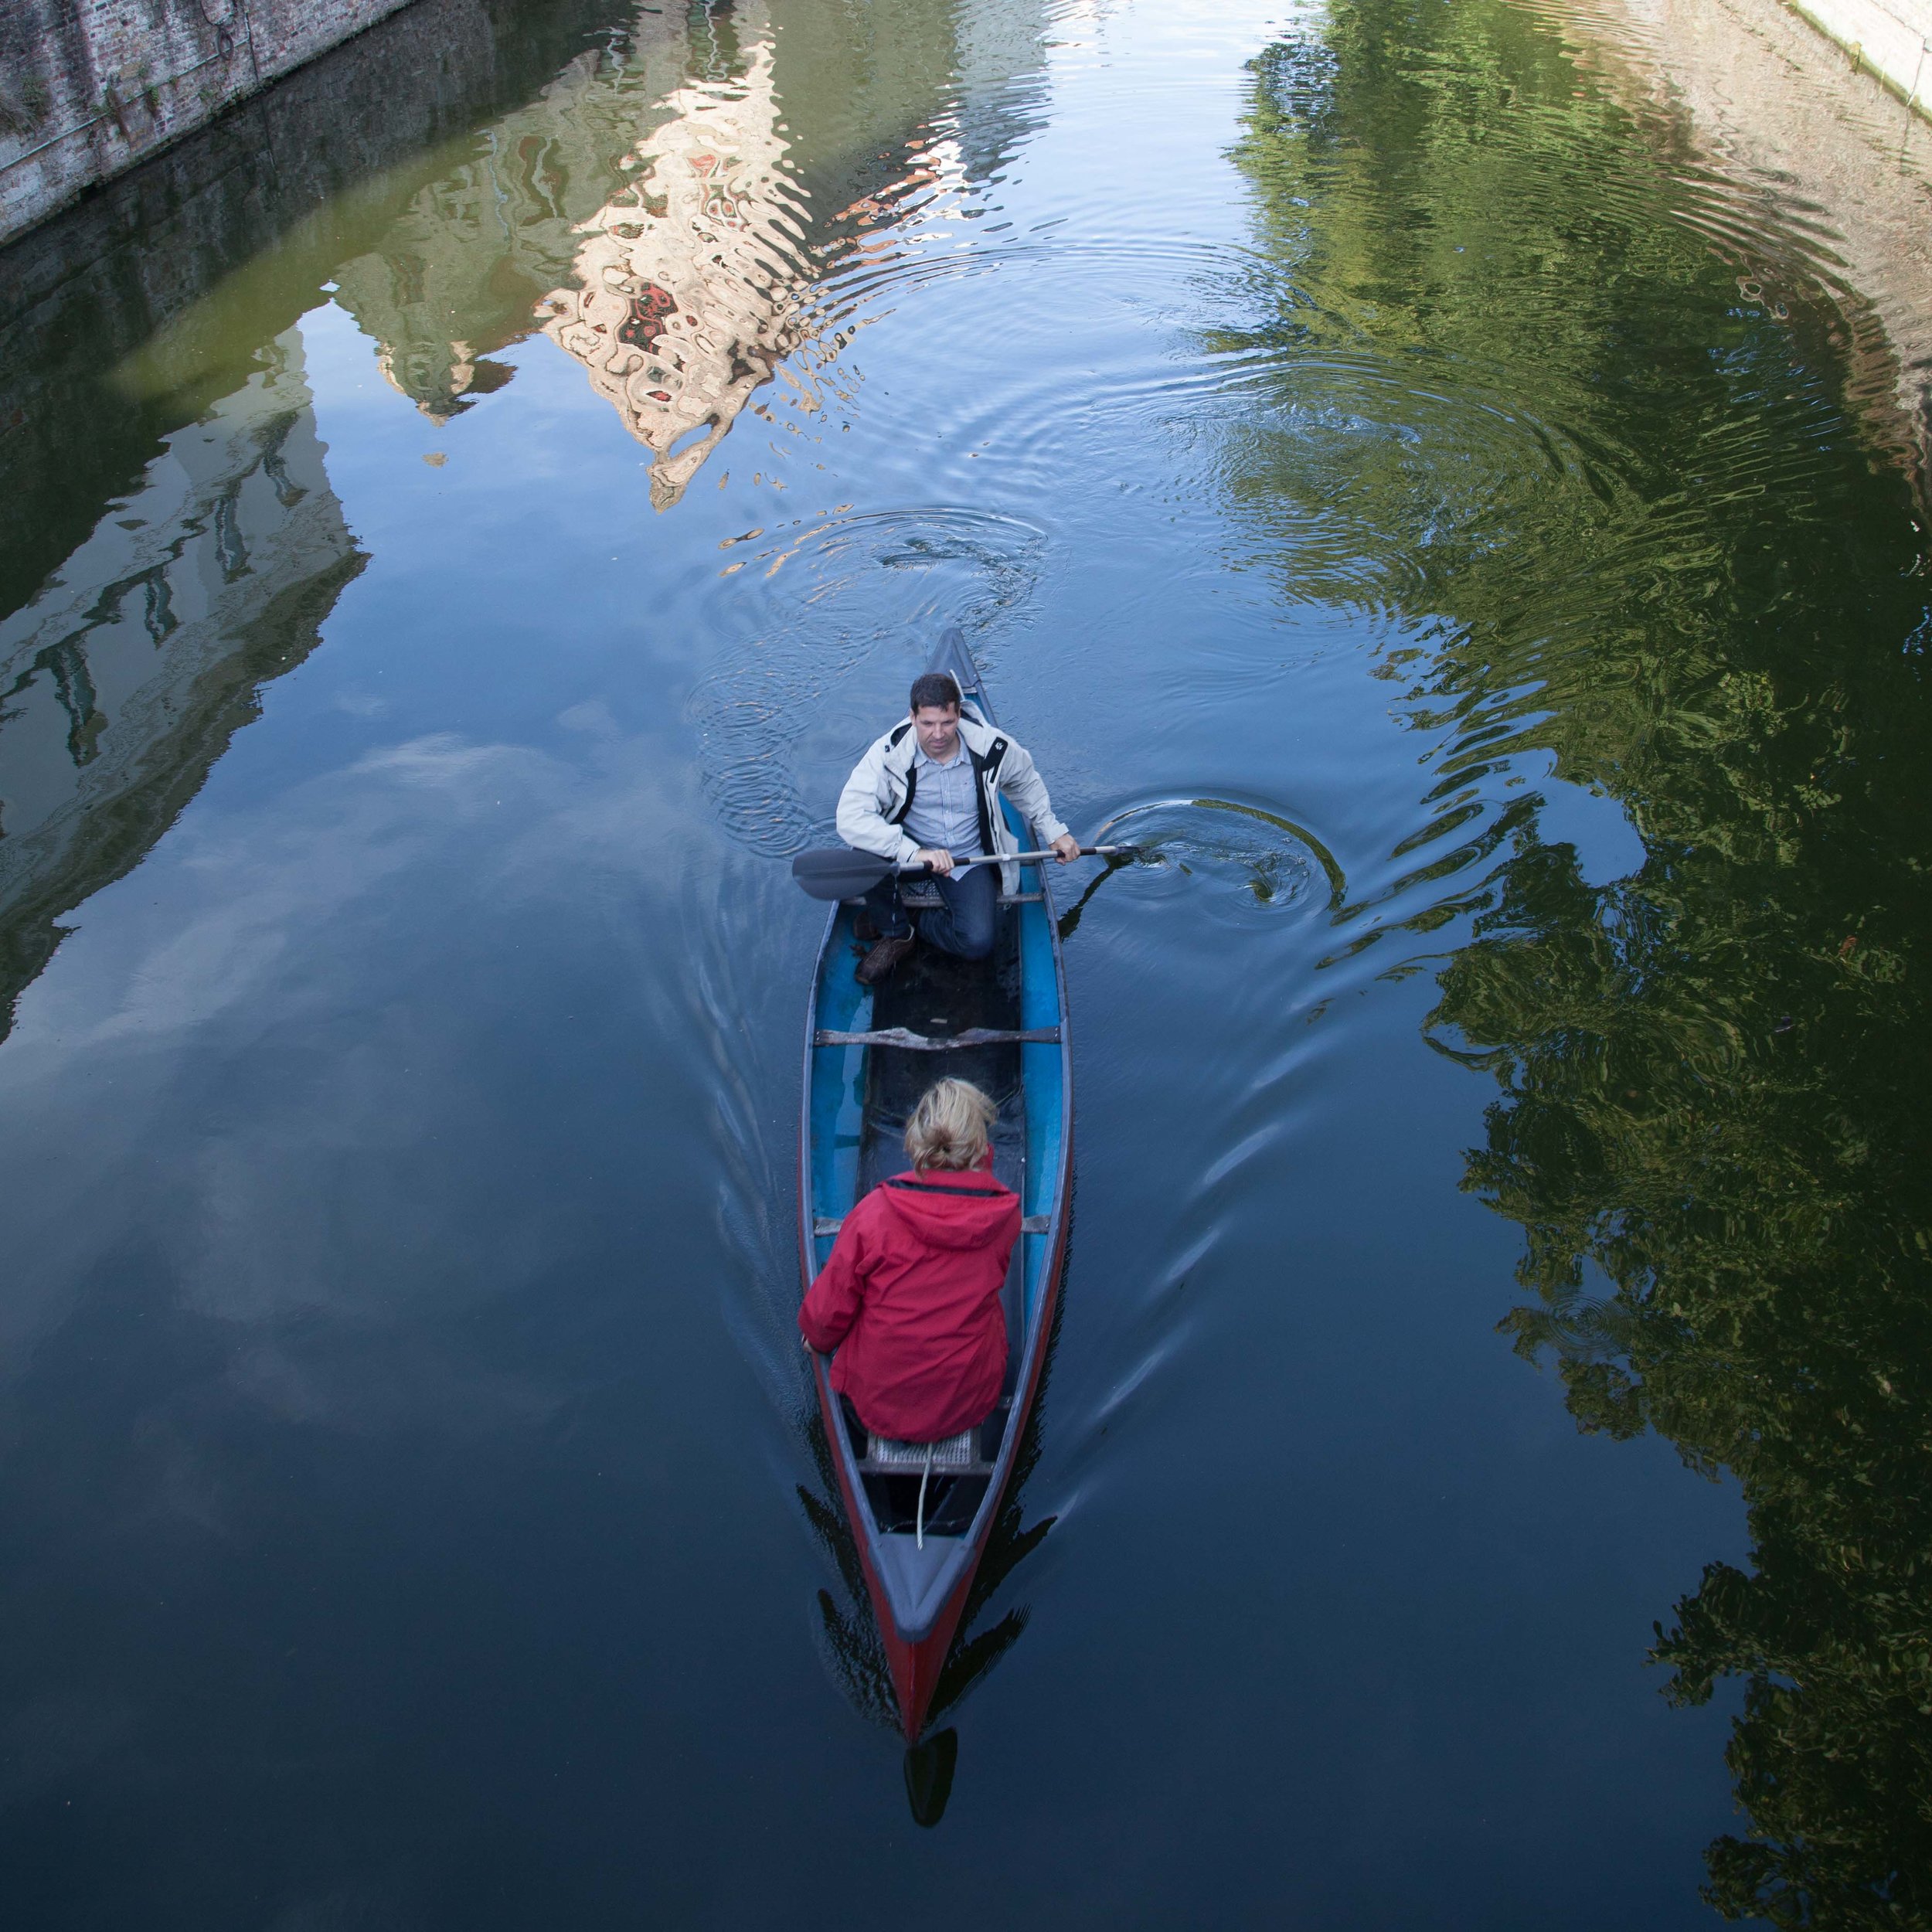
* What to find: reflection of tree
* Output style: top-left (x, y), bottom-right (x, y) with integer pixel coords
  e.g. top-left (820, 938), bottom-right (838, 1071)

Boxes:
top-left (1435, 811), bottom-right (1932, 1924)
top-left (1230, 2), bottom-right (1932, 1920)
top-left (323, 9), bottom-right (700, 426)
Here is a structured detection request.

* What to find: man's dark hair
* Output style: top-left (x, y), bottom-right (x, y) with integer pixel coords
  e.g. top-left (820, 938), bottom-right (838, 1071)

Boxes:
top-left (909, 671), bottom-right (963, 713)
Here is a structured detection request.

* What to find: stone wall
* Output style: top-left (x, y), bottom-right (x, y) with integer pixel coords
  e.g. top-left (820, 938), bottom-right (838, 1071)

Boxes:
top-left (0, 0), bottom-right (421, 245)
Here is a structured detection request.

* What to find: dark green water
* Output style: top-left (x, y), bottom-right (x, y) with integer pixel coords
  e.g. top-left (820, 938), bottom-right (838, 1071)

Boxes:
top-left (2, 0), bottom-right (1928, 1923)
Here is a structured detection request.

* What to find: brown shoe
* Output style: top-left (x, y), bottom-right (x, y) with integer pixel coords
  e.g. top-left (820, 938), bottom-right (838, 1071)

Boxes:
top-left (856, 931), bottom-right (917, 985)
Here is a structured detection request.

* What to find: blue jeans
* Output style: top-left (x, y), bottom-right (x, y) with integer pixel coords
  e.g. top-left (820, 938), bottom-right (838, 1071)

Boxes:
top-left (863, 860), bottom-right (998, 961)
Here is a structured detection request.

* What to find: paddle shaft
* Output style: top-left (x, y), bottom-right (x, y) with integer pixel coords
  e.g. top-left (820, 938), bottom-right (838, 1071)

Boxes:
top-left (788, 841), bottom-right (1141, 900)
top-left (899, 844), bottom-right (1131, 879)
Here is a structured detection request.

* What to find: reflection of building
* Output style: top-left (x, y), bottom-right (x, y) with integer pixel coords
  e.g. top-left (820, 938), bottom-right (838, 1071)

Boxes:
top-left (328, 10), bottom-right (699, 427)
top-left (0, 0), bottom-right (634, 621)
top-left (539, 32), bottom-right (815, 507)
top-left (326, 2), bottom-right (820, 504)
top-left (0, 328), bottom-right (359, 1038)
top-left (331, 0), bottom-right (1050, 504)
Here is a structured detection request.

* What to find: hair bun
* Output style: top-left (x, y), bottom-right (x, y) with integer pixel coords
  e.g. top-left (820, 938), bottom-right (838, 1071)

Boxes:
top-left (903, 1077), bottom-right (997, 1172)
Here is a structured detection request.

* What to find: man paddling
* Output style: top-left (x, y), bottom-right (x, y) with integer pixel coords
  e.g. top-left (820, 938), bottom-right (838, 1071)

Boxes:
top-left (837, 668), bottom-right (1080, 985)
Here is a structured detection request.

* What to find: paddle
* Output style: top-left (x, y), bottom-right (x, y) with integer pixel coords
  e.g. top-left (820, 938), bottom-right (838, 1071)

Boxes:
top-left (791, 844), bottom-right (1141, 901)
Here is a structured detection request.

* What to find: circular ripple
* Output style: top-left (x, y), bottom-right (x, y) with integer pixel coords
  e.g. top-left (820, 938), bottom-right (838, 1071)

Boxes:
top-left (687, 508), bottom-right (1047, 855)
top-left (1090, 796), bottom-right (1345, 930)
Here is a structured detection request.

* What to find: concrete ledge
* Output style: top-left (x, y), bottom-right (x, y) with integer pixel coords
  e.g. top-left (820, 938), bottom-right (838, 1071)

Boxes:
top-left (1782, 0), bottom-right (1932, 114)
top-left (0, 0), bottom-right (420, 247)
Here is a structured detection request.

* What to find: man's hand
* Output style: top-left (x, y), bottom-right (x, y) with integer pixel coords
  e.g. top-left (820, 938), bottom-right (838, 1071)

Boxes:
top-left (914, 848), bottom-right (956, 876)
top-left (1051, 833), bottom-right (1081, 864)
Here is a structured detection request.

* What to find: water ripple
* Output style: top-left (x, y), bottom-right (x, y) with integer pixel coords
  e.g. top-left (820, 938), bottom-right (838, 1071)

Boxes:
top-left (686, 507), bottom-right (1047, 854)
top-left (1092, 795), bottom-right (1348, 923)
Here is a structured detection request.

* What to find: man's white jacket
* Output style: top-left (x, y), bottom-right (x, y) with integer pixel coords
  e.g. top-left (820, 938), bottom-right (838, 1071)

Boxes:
top-left (836, 702), bottom-right (1070, 896)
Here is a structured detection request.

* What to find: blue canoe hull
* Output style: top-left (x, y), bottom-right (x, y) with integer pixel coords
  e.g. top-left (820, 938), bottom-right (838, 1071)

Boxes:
top-left (798, 630), bottom-right (1072, 1740)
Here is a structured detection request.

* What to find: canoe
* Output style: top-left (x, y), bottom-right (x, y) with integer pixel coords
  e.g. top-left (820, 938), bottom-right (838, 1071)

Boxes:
top-left (798, 626), bottom-right (1072, 1743)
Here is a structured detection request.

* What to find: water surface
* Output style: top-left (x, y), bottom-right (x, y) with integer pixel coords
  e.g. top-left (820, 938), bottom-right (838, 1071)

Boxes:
top-left (2, 0), bottom-right (1928, 1923)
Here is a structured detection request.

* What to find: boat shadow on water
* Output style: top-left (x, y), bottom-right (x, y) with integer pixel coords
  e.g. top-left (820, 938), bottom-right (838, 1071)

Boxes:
top-left (796, 1292), bottom-right (1065, 1827)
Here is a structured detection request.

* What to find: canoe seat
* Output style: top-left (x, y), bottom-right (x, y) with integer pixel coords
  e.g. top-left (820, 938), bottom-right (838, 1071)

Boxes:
top-left (859, 1427), bottom-right (992, 1480)
top-left (815, 1025), bottom-right (1060, 1050)
top-left (866, 1427), bottom-right (975, 1469)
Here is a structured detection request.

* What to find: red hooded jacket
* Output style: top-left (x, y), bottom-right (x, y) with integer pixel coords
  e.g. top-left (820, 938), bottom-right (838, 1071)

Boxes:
top-left (800, 1165), bottom-right (1019, 1444)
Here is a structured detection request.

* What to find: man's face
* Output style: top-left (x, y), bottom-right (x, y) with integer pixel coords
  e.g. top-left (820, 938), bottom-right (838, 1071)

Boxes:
top-left (912, 703), bottom-right (961, 762)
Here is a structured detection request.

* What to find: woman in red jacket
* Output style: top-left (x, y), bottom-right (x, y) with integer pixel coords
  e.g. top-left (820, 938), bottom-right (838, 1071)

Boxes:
top-left (799, 1077), bottom-right (1019, 1444)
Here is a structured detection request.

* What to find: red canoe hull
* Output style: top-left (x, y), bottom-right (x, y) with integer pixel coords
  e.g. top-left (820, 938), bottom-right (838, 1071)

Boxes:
top-left (811, 1206), bottom-right (1066, 1740)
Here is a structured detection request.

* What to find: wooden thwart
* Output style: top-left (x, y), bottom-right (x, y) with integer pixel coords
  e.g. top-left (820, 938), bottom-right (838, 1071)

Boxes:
top-left (815, 1212), bottom-right (1050, 1237)
top-left (814, 1025), bottom-right (1061, 1050)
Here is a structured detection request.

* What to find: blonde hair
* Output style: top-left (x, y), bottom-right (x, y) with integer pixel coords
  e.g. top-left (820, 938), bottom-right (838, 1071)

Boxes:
top-left (903, 1078), bottom-right (997, 1172)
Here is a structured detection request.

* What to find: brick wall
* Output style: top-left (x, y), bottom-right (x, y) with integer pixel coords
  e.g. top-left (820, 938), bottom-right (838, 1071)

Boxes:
top-left (0, 0), bottom-right (423, 244)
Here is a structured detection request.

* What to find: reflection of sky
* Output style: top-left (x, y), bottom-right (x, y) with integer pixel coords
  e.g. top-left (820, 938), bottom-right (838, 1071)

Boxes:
top-left (1510, 747), bottom-right (1648, 888)
top-left (0, 2), bottom-right (1765, 1922)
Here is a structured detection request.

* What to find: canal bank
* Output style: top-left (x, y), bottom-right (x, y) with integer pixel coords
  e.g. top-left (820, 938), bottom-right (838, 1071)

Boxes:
top-left (1549, 0), bottom-right (1932, 486)
top-left (0, 0), bottom-right (424, 244)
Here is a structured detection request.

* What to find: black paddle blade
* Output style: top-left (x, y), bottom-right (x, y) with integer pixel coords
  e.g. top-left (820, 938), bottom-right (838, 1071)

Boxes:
top-left (791, 846), bottom-right (897, 900)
